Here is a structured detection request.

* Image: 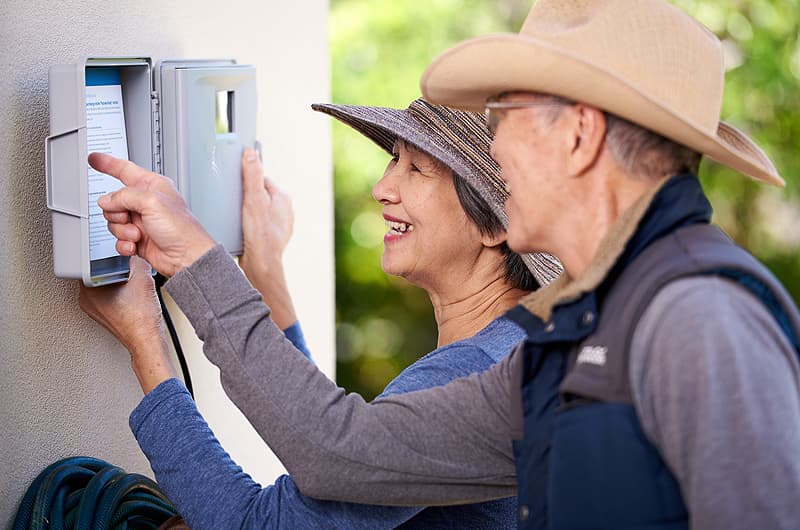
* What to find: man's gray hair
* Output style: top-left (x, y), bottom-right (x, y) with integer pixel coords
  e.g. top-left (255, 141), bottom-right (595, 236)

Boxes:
top-left (604, 113), bottom-right (702, 181)
top-left (536, 94), bottom-right (702, 180)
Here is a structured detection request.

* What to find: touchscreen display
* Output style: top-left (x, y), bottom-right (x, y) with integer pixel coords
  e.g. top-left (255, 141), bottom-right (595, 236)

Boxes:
top-left (85, 67), bottom-right (129, 262)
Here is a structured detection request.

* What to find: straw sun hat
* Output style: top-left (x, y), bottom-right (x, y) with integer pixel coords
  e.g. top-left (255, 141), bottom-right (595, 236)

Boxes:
top-left (420, 0), bottom-right (783, 186)
top-left (312, 99), bottom-right (563, 286)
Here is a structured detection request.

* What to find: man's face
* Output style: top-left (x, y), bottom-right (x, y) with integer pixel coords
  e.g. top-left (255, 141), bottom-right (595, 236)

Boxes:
top-left (488, 93), bottom-right (573, 255)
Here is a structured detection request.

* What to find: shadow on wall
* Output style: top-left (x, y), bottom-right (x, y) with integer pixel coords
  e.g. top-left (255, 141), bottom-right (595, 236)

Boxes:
top-left (9, 68), bottom-right (72, 325)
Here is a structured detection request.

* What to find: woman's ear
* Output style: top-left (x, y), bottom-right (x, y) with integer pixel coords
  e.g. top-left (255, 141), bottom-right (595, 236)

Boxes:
top-left (481, 230), bottom-right (507, 249)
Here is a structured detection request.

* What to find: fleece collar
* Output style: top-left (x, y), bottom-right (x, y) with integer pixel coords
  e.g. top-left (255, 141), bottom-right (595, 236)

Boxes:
top-left (517, 173), bottom-right (712, 323)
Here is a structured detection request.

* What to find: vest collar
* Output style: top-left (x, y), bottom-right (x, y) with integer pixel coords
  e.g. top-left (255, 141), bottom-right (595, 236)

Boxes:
top-left (518, 173), bottom-right (712, 322)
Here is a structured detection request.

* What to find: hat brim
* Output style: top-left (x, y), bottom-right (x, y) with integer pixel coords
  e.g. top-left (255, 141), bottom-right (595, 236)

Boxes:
top-left (420, 33), bottom-right (784, 187)
top-left (312, 103), bottom-right (454, 172)
top-left (311, 102), bottom-right (503, 221)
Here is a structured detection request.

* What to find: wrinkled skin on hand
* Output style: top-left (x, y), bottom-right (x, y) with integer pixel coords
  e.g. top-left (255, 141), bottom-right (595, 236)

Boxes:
top-left (79, 256), bottom-right (176, 393)
top-left (89, 152), bottom-right (216, 278)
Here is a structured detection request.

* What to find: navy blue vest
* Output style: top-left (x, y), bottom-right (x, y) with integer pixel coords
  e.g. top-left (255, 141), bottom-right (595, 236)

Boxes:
top-left (506, 175), bottom-right (800, 529)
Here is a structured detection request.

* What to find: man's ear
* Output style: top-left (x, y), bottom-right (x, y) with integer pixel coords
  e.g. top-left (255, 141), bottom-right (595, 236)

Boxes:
top-left (566, 104), bottom-right (607, 178)
top-left (481, 230), bottom-right (507, 249)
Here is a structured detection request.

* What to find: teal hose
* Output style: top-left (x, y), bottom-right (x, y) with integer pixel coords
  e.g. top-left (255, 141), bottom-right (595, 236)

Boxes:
top-left (13, 457), bottom-right (179, 530)
top-left (110, 501), bottom-right (176, 528)
top-left (14, 456), bottom-right (106, 530)
top-left (93, 473), bottom-right (168, 530)
top-left (76, 466), bottom-right (127, 529)
top-left (32, 465), bottom-right (95, 529)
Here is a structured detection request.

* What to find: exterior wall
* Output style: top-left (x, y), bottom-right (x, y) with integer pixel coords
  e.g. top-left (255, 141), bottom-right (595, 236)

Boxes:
top-left (0, 1), bottom-right (334, 525)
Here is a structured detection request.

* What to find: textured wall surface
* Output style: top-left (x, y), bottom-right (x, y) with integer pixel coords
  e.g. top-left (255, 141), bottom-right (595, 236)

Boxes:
top-left (0, 1), bottom-right (333, 525)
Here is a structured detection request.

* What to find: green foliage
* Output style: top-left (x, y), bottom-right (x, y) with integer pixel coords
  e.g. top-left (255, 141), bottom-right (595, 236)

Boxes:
top-left (330, 0), bottom-right (531, 398)
top-left (330, 0), bottom-right (800, 398)
top-left (671, 0), bottom-right (800, 301)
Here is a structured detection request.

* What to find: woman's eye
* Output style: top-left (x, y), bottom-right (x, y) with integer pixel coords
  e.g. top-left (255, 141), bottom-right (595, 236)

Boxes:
top-left (410, 164), bottom-right (420, 172)
top-left (390, 153), bottom-right (399, 162)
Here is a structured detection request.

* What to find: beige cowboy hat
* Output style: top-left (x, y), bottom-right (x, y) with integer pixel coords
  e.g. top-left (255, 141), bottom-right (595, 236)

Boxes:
top-left (420, 0), bottom-right (784, 186)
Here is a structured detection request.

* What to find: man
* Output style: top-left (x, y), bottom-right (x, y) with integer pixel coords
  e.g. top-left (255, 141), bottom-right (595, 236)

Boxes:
top-left (92, 0), bottom-right (800, 528)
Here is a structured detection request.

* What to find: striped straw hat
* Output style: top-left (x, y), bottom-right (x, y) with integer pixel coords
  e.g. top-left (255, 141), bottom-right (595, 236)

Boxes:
top-left (312, 98), bottom-right (562, 285)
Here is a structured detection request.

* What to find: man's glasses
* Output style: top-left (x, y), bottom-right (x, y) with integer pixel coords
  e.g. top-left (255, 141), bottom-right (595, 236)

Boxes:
top-left (484, 97), bottom-right (566, 135)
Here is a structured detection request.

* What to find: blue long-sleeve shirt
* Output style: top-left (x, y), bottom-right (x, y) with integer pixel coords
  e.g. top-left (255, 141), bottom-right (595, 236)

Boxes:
top-left (130, 318), bottom-right (524, 529)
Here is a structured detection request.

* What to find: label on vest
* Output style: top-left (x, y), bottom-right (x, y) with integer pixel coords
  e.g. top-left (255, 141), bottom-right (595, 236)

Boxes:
top-left (576, 345), bottom-right (607, 366)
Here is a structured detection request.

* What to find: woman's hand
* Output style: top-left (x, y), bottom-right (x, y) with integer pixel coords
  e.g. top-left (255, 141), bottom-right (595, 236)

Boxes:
top-left (238, 148), bottom-right (298, 329)
top-left (79, 256), bottom-right (176, 393)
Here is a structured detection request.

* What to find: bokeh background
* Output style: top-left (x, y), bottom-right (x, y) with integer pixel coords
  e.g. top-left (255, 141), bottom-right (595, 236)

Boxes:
top-left (328, 0), bottom-right (800, 399)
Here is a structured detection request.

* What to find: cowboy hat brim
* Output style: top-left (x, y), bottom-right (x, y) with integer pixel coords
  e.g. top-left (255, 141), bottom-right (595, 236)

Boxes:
top-left (420, 33), bottom-right (784, 187)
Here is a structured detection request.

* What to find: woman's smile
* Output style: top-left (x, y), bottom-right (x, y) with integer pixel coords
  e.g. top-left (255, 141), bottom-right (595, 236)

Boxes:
top-left (383, 214), bottom-right (415, 244)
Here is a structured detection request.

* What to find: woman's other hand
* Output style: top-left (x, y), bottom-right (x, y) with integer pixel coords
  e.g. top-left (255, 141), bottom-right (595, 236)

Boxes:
top-left (239, 148), bottom-right (298, 329)
top-left (79, 256), bottom-right (176, 393)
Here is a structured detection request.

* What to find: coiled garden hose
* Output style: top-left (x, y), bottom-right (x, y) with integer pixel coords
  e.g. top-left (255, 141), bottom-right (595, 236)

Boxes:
top-left (13, 456), bottom-right (178, 530)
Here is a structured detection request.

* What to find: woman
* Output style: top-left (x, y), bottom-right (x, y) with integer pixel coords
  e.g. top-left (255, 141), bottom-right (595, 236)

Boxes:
top-left (80, 99), bottom-right (560, 529)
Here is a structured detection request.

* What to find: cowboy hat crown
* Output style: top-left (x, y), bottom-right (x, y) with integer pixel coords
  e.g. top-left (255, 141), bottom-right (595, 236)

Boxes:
top-left (420, 0), bottom-right (783, 186)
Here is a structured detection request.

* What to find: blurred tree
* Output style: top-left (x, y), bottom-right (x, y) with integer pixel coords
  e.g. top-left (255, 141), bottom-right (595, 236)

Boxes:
top-left (671, 0), bottom-right (800, 300)
top-left (329, 0), bottom-right (800, 399)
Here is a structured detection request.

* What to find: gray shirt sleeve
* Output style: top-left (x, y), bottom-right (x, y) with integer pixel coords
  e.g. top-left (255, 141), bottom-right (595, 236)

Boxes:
top-left (630, 276), bottom-right (800, 530)
top-left (165, 245), bottom-right (519, 505)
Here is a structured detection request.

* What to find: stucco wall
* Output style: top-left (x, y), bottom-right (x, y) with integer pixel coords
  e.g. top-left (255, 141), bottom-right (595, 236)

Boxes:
top-left (0, 1), bottom-right (334, 525)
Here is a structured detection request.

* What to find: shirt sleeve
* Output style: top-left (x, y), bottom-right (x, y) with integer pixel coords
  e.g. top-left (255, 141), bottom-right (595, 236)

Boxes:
top-left (164, 245), bottom-right (519, 505)
top-left (129, 378), bottom-right (421, 529)
top-left (630, 276), bottom-right (800, 530)
top-left (282, 320), bottom-right (312, 361)
top-left (378, 344), bottom-right (494, 397)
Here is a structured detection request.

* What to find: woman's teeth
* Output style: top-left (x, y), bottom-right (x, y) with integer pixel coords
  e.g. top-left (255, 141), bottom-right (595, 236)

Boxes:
top-left (386, 220), bottom-right (414, 235)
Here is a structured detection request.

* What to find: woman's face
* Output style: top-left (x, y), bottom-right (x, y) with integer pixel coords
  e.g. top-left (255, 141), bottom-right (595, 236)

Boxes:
top-left (372, 140), bottom-right (486, 289)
